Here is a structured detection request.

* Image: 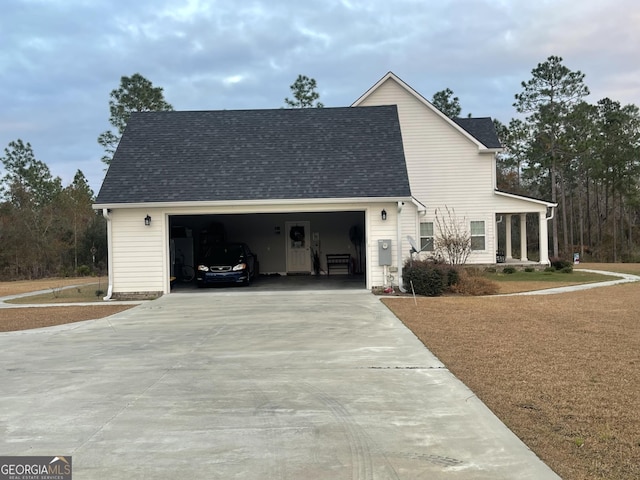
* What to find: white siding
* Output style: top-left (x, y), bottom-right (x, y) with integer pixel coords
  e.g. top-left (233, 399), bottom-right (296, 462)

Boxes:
top-left (358, 77), bottom-right (548, 265)
top-left (367, 203), bottom-right (398, 287)
top-left (110, 208), bottom-right (167, 294)
top-left (358, 78), bottom-right (494, 210)
top-left (107, 201), bottom-right (406, 294)
top-left (365, 201), bottom-right (417, 287)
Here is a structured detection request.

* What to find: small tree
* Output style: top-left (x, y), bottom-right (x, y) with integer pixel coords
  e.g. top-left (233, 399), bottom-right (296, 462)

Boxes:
top-left (284, 74), bottom-right (324, 108)
top-left (98, 73), bottom-right (173, 165)
top-left (431, 88), bottom-right (462, 118)
top-left (434, 207), bottom-right (471, 265)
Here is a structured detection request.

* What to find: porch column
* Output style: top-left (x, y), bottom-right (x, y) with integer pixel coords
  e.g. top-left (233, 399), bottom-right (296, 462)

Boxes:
top-left (520, 214), bottom-right (528, 261)
top-left (539, 211), bottom-right (549, 264)
top-left (505, 214), bottom-right (513, 259)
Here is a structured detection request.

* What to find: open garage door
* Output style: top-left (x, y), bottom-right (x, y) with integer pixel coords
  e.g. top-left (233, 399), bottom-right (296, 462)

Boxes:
top-left (168, 211), bottom-right (366, 290)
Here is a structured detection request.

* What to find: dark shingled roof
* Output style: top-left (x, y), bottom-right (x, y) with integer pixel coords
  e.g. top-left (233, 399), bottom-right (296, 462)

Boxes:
top-left (453, 117), bottom-right (502, 149)
top-left (95, 106), bottom-right (411, 205)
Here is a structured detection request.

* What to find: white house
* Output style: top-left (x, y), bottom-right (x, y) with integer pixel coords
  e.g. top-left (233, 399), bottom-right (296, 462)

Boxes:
top-left (94, 72), bottom-right (555, 299)
top-left (353, 72), bottom-right (556, 270)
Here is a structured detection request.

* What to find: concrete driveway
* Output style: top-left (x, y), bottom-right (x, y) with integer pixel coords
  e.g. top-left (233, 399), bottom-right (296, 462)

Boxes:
top-left (0, 290), bottom-right (560, 479)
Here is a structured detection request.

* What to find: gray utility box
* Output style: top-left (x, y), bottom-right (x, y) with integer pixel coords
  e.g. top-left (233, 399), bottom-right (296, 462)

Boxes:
top-left (378, 239), bottom-right (392, 266)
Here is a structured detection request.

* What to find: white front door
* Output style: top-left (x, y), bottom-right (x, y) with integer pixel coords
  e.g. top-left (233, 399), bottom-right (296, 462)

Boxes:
top-left (285, 221), bottom-right (311, 273)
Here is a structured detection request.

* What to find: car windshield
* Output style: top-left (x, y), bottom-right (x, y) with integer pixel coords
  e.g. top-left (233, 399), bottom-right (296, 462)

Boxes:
top-left (204, 244), bottom-right (244, 265)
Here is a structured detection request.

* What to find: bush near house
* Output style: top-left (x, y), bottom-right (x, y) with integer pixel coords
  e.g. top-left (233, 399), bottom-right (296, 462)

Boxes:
top-left (403, 259), bottom-right (445, 296)
top-left (403, 259), bottom-right (462, 296)
top-left (548, 256), bottom-right (573, 273)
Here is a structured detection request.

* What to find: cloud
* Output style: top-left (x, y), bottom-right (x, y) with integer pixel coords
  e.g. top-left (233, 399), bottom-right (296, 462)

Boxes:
top-left (1, 0), bottom-right (639, 192)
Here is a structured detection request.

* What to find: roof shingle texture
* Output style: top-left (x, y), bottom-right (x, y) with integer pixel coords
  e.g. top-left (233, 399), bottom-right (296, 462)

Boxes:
top-left (95, 106), bottom-right (411, 204)
top-left (452, 117), bottom-right (502, 149)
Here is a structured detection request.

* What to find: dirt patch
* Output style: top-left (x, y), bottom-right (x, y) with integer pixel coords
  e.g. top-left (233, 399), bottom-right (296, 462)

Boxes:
top-left (0, 305), bottom-right (136, 332)
top-left (383, 281), bottom-right (640, 480)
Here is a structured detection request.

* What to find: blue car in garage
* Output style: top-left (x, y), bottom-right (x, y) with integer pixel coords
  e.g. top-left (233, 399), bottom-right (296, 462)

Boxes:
top-left (196, 242), bottom-right (258, 286)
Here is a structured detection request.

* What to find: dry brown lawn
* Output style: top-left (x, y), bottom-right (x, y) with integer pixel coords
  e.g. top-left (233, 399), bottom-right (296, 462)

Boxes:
top-left (0, 276), bottom-right (105, 297)
top-left (0, 305), bottom-right (136, 332)
top-left (0, 276), bottom-right (134, 332)
top-left (383, 263), bottom-right (640, 480)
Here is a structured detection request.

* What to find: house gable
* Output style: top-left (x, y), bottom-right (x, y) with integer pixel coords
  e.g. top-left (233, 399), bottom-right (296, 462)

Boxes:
top-left (352, 72), bottom-right (497, 208)
top-left (353, 72), bottom-right (499, 150)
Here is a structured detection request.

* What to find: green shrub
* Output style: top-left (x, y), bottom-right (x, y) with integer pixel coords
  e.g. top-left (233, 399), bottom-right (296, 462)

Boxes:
top-left (445, 267), bottom-right (460, 287)
top-left (549, 256), bottom-right (572, 270)
top-left (76, 265), bottom-right (92, 276)
top-left (502, 266), bottom-right (517, 274)
top-left (524, 267), bottom-right (535, 272)
top-left (403, 259), bottom-right (445, 296)
top-left (434, 264), bottom-right (460, 287)
top-left (560, 265), bottom-right (573, 273)
top-left (544, 266), bottom-right (556, 272)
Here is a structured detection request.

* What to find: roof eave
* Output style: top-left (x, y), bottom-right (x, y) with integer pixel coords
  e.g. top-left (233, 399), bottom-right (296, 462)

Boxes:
top-left (93, 196), bottom-right (414, 211)
top-left (494, 190), bottom-right (557, 208)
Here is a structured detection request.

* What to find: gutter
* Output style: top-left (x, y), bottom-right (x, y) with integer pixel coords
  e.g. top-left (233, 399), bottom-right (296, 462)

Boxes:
top-left (397, 201), bottom-right (407, 293)
top-left (546, 206), bottom-right (556, 221)
top-left (92, 196), bottom-right (414, 211)
top-left (410, 196), bottom-right (427, 216)
top-left (102, 208), bottom-right (114, 301)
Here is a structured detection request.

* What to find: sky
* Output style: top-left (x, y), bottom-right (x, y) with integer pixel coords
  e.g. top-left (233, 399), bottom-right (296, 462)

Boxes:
top-left (1, 0), bottom-right (639, 194)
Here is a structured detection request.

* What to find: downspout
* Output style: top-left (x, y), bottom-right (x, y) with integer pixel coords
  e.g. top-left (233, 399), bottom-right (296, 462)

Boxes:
top-left (396, 201), bottom-right (406, 293)
top-left (102, 208), bottom-right (114, 301)
top-left (546, 206), bottom-right (556, 221)
top-left (542, 206), bottom-right (556, 266)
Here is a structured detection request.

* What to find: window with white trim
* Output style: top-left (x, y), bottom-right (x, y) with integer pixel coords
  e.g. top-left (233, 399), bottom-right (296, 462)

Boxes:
top-left (419, 222), bottom-right (434, 251)
top-left (470, 221), bottom-right (485, 250)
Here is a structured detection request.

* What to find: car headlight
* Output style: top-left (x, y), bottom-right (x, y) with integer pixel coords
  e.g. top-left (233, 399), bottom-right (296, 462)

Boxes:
top-left (232, 263), bottom-right (247, 271)
top-left (197, 265), bottom-right (209, 272)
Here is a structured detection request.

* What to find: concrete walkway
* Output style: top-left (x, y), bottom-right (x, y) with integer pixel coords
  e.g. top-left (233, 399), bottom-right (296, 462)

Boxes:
top-left (0, 289), bottom-right (561, 479)
top-left (503, 268), bottom-right (640, 296)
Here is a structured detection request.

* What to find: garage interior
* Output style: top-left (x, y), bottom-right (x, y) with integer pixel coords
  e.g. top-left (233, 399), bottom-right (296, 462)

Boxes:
top-left (169, 211), bottom-right (367, 290)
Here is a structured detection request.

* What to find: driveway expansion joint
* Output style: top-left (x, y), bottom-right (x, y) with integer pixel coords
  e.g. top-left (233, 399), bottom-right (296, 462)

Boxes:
top-left (367, 366), bottom-right (448, 370)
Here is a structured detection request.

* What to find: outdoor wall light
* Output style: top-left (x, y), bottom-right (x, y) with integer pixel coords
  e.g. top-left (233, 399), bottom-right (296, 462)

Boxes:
top-left (381, 209), bottom-right (387, 221)
top-left (144, 215), bottom-right (152, 226)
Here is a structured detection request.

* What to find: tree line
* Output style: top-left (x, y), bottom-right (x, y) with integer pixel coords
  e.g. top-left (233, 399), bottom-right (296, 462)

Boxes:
top-left (0, 140), bottom-right (106, 279)
top-left (433, 56), bottom-right (640, 262)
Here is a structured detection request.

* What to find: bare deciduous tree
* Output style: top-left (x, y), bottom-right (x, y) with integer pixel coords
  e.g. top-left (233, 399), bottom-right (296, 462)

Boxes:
top-left (434, 207), bottom-right (471, 265)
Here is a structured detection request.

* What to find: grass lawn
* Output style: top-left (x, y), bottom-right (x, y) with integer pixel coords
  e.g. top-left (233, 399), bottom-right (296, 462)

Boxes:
top-left (487, 268), bottom-right (620, 294)
top-left (383, 262), bottom-right (640, 480)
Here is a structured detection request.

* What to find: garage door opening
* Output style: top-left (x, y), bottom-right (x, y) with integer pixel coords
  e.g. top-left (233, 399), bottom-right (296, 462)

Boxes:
top-left (168, 211), bottom-right (367, 291)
